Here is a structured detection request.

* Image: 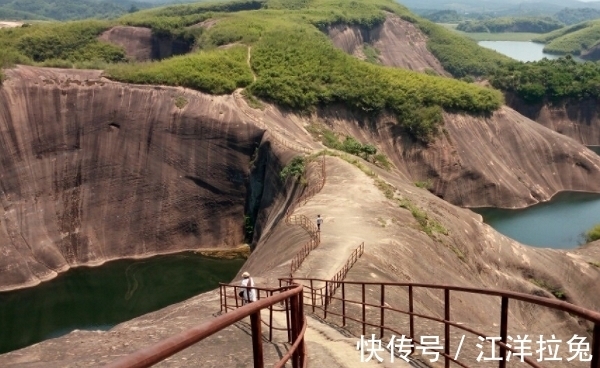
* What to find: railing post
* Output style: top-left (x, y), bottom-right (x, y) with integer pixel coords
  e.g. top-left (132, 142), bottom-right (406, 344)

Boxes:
top-left (250, 311), bottom-right (264, 368)
top-left (324, 281), bottom-right (329, 319)
top-left (310, 279), bottom-right (315, 313)
top-left (219, 285), bottom-right (223, 313)
top-left (499, 296), bottom-right (509, 368)
top-left (591, 322), bottom-right (600, 368)
top-left (444, 289), bottom-right (450, 368)
top-left (269, 290), bottom-right (274, 342)
top-left (380, 284), bottom-right (385, 338)
top-left (290, 293), bottom-right (300, 368)
top-left (409, 285), bottom-right (414, 353)
top-left (298, 289), bottom-right (306, 368)
top-left (342, 282), bottom-right (346, 326)
top-left (285, 296), bottom-right (292, 343)
top-left (362, 283), bottom-right (366, 336)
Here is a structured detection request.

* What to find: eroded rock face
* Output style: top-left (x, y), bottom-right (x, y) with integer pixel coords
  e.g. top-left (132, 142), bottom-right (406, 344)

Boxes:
top-left (99, 26), bottom-right (192, 61)
top-left (317, 105), bottom-right (600, 208)
top-left (506, 93), bottom-right (600, 147)
top-left (326, 14), bottom-right (447, 75)
top-left (99, 26), bottom-right (154, 62)
top-left (0, 66), bottom-right (263, 291)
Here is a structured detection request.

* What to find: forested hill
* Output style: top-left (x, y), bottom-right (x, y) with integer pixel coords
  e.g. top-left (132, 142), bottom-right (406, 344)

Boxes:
top-left (457, 17), bottom-right (564, 33)
top-left (0, 0), bottom-right (154, 21)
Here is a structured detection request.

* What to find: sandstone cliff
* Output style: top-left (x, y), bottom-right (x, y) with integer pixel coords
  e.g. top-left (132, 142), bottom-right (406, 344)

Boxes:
top-left (3, 65), bottom-right (600, 292)
top-left (506, 93), bottom-right (600, 147)
top-left (326, 14), bottom-right (448, 75)
top-left (99, 26), bottom-right (192, 61)
top-left (0, 66), bottom-right (263, 291)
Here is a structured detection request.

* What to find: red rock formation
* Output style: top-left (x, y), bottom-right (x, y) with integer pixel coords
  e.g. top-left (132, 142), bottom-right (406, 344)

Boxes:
top-left (506, 93), bottom-right (600, 147)
top-left (98, 26), bottom-right (154, 62)
top-left (326, 14), bottom-right (448, 75)
top-left (316, 104), bottom-right (600, 208)
top-left (0, 66), bottom-right (263, 291)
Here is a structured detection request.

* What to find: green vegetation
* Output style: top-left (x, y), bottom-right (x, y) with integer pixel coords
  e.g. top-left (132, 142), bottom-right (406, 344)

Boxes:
top-left (306, 123), bottom-right (391, 169)
top-left (0, 0), bottom-right (508, 144)
top-left (107, 46), bottom-right (253, 94)
top-left (584, 224), bottom-right (600, 243)
top-left (457, 17), bottom-right (563, 34)
top-left (0, 0), bottom-right (153, 21)
top-left (174, 95), bottom-right (188, 109)
top-left (533, 20), bottom-right (600, 56)
top-left (554, 8), bottom-right (600, 26)
top-left (243, 214), bottom-right (254, 242)
top-left (438, 24), bottom-right (542, 41)
top-left (414, 179), bottom-right (433, 190)
top-left (529, 278), bottom-right (566, 300)
top-left (490, 57), bottom-right (600, 103)
top-left (280, 156), bottom-right (306, 181)
top-left (0, 21), bottom-right (126, 67)
top-left (416, 19), bottom-right (513, 77)
top-left (589, 261), bottom-right (600, 268)
top-left (398, 197), bottom-right (448, 238)
top-left (363, 44), bottom-right (380, 64)
top-left (420, 10), bottom-right (464, 23)
top-left (241, 89), bottom-right (265, 109)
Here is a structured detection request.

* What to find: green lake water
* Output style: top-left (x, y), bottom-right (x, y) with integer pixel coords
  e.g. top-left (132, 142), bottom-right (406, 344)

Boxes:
top-left (471, 191), bottom-right (600, 249)
top-left (0, 252), bottom-right (244, 354)
top-left (478, 41), bottom-right (584, 63)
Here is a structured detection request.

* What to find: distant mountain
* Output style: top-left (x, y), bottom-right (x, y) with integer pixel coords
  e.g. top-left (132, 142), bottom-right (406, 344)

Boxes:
top-left (399, 0), bottom-right (600, 14)
top-left (554, 7), bottom-right (600, 24)
top-left (0, 0), bottom-right (154, 21)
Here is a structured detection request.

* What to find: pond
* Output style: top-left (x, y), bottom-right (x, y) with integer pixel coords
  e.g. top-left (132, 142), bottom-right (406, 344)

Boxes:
top-left (471, 191), bottom-right (600, 249)
top-left (0, 252), bottom-right (244, 354)
top-left (478, 41), bottom-right (584, 63)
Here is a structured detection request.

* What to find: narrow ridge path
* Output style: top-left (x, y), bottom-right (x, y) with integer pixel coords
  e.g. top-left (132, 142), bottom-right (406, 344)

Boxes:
top-left (293, 157), bottom-right (391, 281)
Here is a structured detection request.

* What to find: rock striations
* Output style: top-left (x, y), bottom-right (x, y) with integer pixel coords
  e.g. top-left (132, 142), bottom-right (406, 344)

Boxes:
top-left (0, 66), bottom-right (263, 291)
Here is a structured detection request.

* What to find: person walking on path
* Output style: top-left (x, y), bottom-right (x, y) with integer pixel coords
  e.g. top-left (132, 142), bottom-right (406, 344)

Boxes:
top-left (316, 214), bottom-right (323, 232)
top-left (239, 271), bottom-right (256, 305)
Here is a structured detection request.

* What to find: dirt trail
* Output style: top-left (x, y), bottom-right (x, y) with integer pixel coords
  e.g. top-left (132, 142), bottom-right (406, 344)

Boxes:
top-left (247, 46), bottom-right (257, 82)
top-left (293, 157), bottom-right (393, 282)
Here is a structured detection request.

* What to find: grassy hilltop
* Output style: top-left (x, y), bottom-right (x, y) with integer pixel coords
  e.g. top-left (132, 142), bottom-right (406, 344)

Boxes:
top-left (0, 0), bottom-right (511, 142)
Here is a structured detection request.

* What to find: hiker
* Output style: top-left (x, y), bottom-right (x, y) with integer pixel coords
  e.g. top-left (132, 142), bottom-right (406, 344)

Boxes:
top-left (316, 214), bottom-right (323, 231)
top-left (239, 271), bottom-right (256, 305)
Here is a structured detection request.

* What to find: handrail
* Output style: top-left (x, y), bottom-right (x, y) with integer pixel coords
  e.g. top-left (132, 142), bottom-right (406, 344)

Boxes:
top-left (106, 284), bottom-right (307, 368)
top-left (286, 154), bottom-right (326, 276)
top-left (280, 278), bottom-right (600, 368)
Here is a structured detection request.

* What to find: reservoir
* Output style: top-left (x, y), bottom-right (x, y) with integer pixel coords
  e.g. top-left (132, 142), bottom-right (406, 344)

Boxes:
top-left (472, 192), bottom-right (600, 249)
top-left (478, 41), bottom-right (583, 63)
top-left (0, 252), bottom-right (244, 354)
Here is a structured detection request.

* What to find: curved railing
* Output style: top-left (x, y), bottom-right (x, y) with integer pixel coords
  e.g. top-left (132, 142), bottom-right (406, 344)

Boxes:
top-left (285, 154), bottom-right (326, 277)
top-left (281, 278), bottom-right (600, 368)
top-left (106, 284), bottom-right (307, 368)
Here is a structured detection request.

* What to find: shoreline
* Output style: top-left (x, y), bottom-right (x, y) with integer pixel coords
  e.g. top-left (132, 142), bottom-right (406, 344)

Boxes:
top-left (0, 244), bottom-right (250, 293)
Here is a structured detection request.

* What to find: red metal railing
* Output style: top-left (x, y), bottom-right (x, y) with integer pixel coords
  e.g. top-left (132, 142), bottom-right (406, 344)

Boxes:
top-left (281, 278), bottom-right (600, 368)
top-left (106, 284), bottom-right (307, 368)
top-left (285, 154), bottom-right (327, 276)
top-left (219, 283), bottom-right (298, 343)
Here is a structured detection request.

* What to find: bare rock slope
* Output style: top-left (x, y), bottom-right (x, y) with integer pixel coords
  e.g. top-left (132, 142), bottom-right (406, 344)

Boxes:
top-left (507, 94), bottom-right (600, 147)
top-left (0, 66), bottom-right (263, 291)
top-left (327, 14), bottom-right (447, 75)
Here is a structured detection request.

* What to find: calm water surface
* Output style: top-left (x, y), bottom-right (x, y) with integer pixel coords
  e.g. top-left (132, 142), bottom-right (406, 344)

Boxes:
top-left (472, 192), bottom-right (600, 249)
top-left (0, 252), bottom-right (244, 354)
top-left (478, 41), bottom-right (583, 62)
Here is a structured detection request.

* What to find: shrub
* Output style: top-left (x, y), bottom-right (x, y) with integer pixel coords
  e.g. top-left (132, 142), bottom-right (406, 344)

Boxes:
top-left (280, 155), bottom-right (306, 181)
top-left (585, 224), bottom-right (600, 243)
top-left (106, 46), bottom-right (253, 95)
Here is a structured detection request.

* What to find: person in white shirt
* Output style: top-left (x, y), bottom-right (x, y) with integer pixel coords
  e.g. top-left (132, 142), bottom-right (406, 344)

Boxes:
top-left (240, 271), bottom-right (256, 304)
top-left (316, 214), bottom-right (323, 231)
